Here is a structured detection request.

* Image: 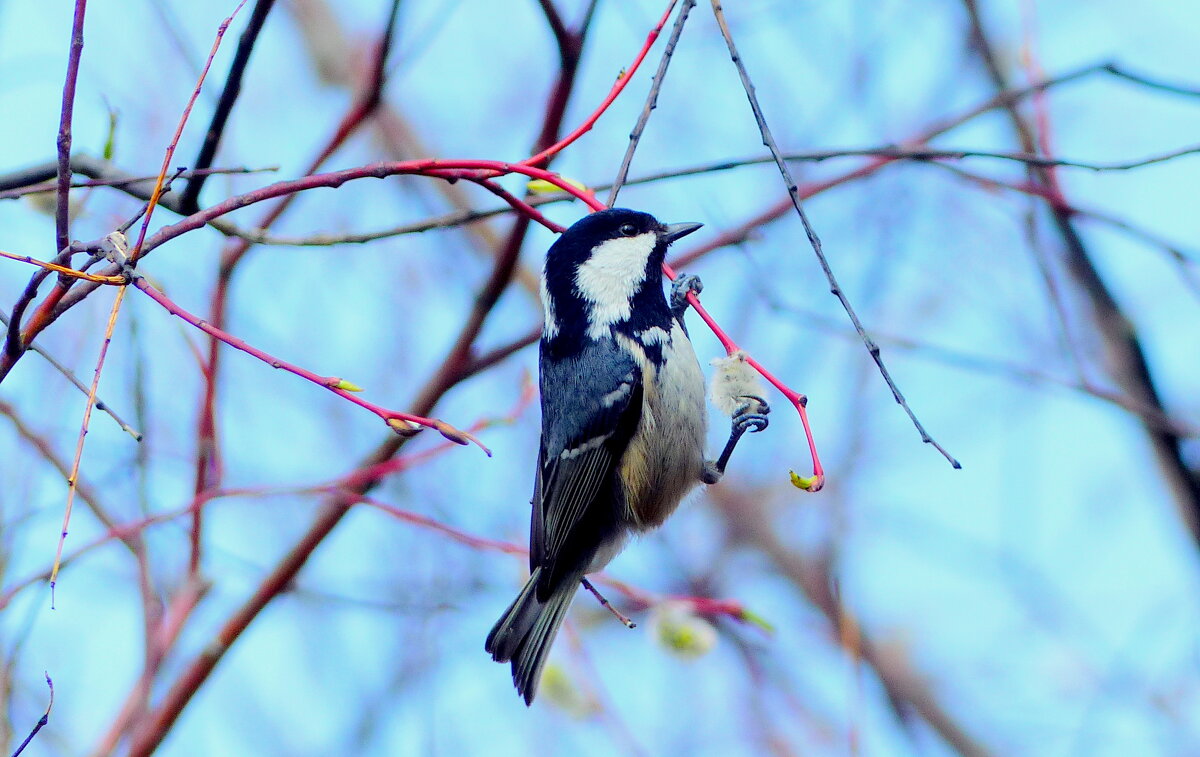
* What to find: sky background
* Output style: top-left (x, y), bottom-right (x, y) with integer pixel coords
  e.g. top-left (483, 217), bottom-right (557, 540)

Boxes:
top-left (0, 0), bottom-right (1198, 755)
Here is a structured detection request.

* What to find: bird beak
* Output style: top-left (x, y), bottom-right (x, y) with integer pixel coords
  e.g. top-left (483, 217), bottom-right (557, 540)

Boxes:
top-left (662, 222), bottom-right (703, 243)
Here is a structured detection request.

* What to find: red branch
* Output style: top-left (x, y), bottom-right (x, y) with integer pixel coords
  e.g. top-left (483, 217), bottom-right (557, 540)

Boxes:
top-left (130, 274), bottom-right (490, 452)
top-left (523, 0), bottom-right (679, 168)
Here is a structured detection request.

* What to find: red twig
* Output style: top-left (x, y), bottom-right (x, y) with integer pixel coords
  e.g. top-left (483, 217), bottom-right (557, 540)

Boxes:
top-left (140, 160), bottom-right (600, 254)
top-left (130, 274), bottom-right (489, 452)
top-left (522, 0), bottom-right (678, 168)
top-left (129, 0), bottom-right (249, 265)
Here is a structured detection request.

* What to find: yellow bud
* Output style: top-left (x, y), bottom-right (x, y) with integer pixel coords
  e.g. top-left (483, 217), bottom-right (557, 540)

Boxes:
top-left (737, 608), bottom-right (775, 633)
top-left (332, 378), bottom-right (363, 392)
top-left (526, 177), bottom-right (588, 194)
top-left (789, 470), bottom-right (819, 490)
top-left (386, 418), bottom-right (421, 437)
top-left (651, 602), bottom-right (717, 659)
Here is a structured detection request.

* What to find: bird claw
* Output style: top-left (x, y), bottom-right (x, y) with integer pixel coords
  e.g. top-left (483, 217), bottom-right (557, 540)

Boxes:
top-left (705, 396), bottom-right (771, 483)
top-left (733, 395), bottom-right (770, 434)
top-left (670, 273), bottom-right (703, 317)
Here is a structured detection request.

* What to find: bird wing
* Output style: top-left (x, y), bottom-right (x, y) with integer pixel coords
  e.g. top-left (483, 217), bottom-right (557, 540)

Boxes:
top-left (531, 339), bottom-right (643, 598)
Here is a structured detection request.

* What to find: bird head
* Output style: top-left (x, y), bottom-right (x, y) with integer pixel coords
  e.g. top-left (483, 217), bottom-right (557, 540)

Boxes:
top-left (541, 208), bottom-right (702, 342)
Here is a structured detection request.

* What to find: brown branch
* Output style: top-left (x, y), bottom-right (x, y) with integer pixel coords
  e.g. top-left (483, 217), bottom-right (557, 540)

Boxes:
top-left (0, 307), bottom-right (140, 439)
top-left (177, 0), bottom-right (277, 212)
top-left (962, 0), bottom-right (1200, 545)
top-left (125, 210), bottom-right (530, 756)
top-left (607, 0), bottom-right (696, 206)
top-left (125, 5), bottom-right (598, 744)
top-left (54, 0), bottom-right (87, 255)
top-left (710, 0), bottom-right (960, 468)
top-left (711, 487), bottom-right (995, 757)
top-left (186, 0), bottom-right (403, 577)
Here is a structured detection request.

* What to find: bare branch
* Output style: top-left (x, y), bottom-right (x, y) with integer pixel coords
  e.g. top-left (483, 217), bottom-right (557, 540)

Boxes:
top-left (710, 0), bottom-right (960, 467)
top-left (962, 0), bottom-right (1200, 545)
top-left (608, 0), bottom-right (696, 206)
top-left (178, 0), bottom-right (278, 213)
top-left (54, 0), bottom-right (87, 254)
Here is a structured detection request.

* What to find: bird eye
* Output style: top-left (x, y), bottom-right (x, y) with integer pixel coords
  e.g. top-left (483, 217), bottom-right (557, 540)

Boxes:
top-left (618, 223), bottom-right (638, 237)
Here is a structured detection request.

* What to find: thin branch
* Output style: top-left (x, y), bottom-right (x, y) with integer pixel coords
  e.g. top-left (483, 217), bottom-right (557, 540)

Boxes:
top-left (710, 0), bottom-right (960, 468)
top-left (765, 300), bottom-right (1198, 438)
top-left (607, 0), bottom-right (695, 206)
top-left (129, 0), bottom-right (250, 265)
top-left (0, 399), bottom-right (147, 555)
top-left (1101, 61), bottom-right (1200, 98)
top-left (711, 486), bottom-right (995, 757)
top-left (54, 0), bottom-right (87, 254)
top-left (210, 139), bottom-right (1200, 247)
top-left (523, 0), bottom-right (678, 168)
top-left (178, 0), bottom-right (277, 213)
top-left (49, 286), bottom-right (128, 605)
top-left (0, 308), bottom-right (140, 438)
top-left (129, 272), bottom-right (488, 451)
top-left (0, 163), bottom-right (276, 201)
top-left (930, 159), bottom-right (1200, 318)
top-left (1079, 207), bottom-right (1200, 302)
top-left (9, 674), bottom-right (53, 757)
top-left (962, 0), bottom-right (1200, 544)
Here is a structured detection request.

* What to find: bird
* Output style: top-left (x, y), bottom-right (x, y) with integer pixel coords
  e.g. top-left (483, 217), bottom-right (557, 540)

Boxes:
top-left (485, 208), bottom-right (768, 704)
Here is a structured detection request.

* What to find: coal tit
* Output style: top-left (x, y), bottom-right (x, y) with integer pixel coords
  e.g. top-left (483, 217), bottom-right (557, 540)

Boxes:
top-left (485, 208), bottom-right (768, 704)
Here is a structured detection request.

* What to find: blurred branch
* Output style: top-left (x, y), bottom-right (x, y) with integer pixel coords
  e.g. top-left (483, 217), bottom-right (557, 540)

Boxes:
top-left (0, 161), bottom-right (275, 201)
top-left (186, 0), bottom-right (404, 552)
top-left (710, 0), bottom-right (960, 469)
top-left (287, 0), bottom-right (537, 294)
top-left (930, 161), bottom-right (1200, 303)
top-left (0, 399), bottom-right (146, 557)
top-left (177, 0), bottom-right (276, 213)
top-left (764, 298), bottom-right (1199, 438)
top-left (712, 486), bottom-right (995, 757)
top-left (608, 0), bottom-right (696, 206)
top-left (0, 307), bottom-right (140, 438)
top-left (535, 0), bottom-right (572, 61)
top-left (962, 0), bottom-right (1200, 546)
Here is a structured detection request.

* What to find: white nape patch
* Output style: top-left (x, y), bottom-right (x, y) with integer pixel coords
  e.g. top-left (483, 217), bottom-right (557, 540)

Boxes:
top-left (539, 275), bottom-right (559, 339)
top-left (709, 350), bottom-right (765, 416)
top-left (637, 326), bottom-right (670, 347)
top-left (574, 232), bottom-right (656, 338)
top-left (560, 435), bottom-right (606, 460)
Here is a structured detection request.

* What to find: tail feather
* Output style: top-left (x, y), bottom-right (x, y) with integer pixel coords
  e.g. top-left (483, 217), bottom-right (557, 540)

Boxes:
top-left (485, 567), bottom-right (578, 705)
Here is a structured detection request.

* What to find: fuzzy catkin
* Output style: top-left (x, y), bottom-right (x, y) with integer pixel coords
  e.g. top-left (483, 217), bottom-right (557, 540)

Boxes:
top-left (709, 350), bottom-right (764, 416)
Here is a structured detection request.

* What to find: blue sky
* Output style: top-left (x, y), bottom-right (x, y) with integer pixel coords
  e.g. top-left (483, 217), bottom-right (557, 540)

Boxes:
top-left (1, 1), bottom-right (1198, 755)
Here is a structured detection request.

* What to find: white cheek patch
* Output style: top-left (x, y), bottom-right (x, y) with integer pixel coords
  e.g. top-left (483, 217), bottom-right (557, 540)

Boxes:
top-left (539, 275), bottom-right (559, 339)
top-left (574, 232), bottom-right (656, 338)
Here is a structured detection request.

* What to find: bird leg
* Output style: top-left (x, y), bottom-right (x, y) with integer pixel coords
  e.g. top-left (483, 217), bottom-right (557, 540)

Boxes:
top-left (669, 273), bottom-right (703, 321)
top-left (580, 577), bottom-right (636, 628)
top-left (702, 395), bottom-right (770, 484)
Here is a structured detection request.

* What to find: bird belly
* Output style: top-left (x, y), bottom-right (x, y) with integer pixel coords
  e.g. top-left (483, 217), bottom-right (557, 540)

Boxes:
top-left (616, 322), bottom-right (708, 531)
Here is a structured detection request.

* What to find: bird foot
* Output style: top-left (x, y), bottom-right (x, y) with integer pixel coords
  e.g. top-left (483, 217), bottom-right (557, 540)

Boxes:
top-left (670, 273), bottom-right (703, 319)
